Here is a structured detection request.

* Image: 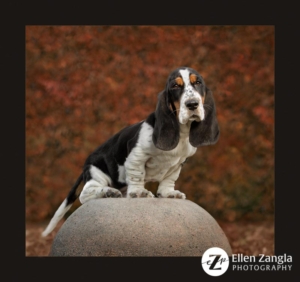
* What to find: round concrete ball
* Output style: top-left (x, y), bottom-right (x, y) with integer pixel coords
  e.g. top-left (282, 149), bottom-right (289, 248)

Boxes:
top-left (49, 198), bottom-right (232, 257)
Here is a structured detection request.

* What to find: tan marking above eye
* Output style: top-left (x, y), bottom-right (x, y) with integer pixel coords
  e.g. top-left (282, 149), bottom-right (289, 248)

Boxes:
top-left (189, 74), bottom-right (198, 84)
top-left (175, 77), bottom-right (184, 86)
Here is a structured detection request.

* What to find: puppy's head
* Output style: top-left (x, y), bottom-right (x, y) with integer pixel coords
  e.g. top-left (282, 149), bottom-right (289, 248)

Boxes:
top-left (153, 67), bottom-right (220, 150)
top-left (166, 67), bottom-right (206, 124)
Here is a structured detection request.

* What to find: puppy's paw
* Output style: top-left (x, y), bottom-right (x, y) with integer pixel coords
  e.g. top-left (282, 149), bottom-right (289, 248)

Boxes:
top-left (157, 190), bottom-right (186, 199)
top-left (127, 188), bottom-right (154, 198)
top-left (101, 187), bottom-right (122, 198)
top-left (92, 187), bottom-right (122, 199)
top-left (79, 187), bottom-right (122, 204)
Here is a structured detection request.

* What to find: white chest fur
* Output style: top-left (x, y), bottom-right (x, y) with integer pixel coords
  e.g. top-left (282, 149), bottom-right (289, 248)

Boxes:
top-left (125, 121), bottom-right (197, 183)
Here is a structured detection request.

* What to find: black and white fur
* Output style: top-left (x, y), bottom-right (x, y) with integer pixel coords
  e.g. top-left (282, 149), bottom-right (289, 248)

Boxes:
top-left (42, 67), bottom-right (219, 237)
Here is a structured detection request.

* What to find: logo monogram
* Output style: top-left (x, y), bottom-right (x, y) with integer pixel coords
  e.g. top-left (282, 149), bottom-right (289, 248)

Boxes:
top-left (201, 247), bottom-right (230, 276)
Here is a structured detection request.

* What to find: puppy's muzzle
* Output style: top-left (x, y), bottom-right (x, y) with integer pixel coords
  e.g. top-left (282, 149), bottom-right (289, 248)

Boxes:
top-left (185, 99), bottom-right (199, 111)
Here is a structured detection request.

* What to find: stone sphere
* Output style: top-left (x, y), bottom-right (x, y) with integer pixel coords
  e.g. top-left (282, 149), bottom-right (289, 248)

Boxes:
top-left (49, 198), bottom-right (232, 256)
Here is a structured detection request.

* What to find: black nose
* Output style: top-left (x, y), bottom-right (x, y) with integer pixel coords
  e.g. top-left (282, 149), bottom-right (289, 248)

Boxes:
top-left (185, 100), bottom-right (199, 110)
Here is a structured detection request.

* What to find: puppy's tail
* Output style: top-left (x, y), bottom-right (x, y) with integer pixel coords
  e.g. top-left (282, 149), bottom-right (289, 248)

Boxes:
top-left (41, 173), bottom-right (84, 237)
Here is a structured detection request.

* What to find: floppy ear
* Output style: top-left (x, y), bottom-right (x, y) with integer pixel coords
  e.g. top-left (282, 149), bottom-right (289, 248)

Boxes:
top-left (153, 91), bottom-right (180, 150)
top-left (189, 87), bottom-right (220, 147)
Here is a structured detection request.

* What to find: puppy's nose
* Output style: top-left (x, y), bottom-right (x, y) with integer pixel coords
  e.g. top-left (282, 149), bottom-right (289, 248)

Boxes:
top-left (185, 100), bottom-right (199, 110)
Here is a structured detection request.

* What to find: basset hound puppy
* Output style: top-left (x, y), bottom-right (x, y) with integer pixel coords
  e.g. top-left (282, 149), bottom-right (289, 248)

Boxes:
top-left (42, 67), bottom-right (219, 237)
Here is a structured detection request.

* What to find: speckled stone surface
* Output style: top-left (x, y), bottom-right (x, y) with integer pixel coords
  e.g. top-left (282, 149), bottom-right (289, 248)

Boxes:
top-left (49, 198), bottom-right (232, 256)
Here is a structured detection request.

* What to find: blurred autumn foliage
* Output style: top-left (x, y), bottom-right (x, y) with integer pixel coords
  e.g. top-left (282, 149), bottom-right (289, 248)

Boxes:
top-left (26, 26), bottom-right (274, 223)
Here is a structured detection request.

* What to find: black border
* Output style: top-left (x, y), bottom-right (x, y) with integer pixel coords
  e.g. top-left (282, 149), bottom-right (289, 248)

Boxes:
top-left (3, 1), bottom-right (298, 280)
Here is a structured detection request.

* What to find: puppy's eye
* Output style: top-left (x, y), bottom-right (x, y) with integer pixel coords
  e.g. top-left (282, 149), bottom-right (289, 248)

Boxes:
top-left (195, 81), bottom-right (201, 85)
top-left (173, 84), bottom-right (180, 89)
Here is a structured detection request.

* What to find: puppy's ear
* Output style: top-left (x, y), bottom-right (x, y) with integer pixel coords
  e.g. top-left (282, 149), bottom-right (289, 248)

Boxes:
top-left (189, 87), bottom-right (220, 147)
top-left (153, 91), bottom-right (180, 150)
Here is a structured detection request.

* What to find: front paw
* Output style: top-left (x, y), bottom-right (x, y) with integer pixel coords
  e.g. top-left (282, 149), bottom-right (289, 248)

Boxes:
top-left (127, 187), bottom-right (154, 198)
top-left (157, 190), bottom-right (186, 199)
